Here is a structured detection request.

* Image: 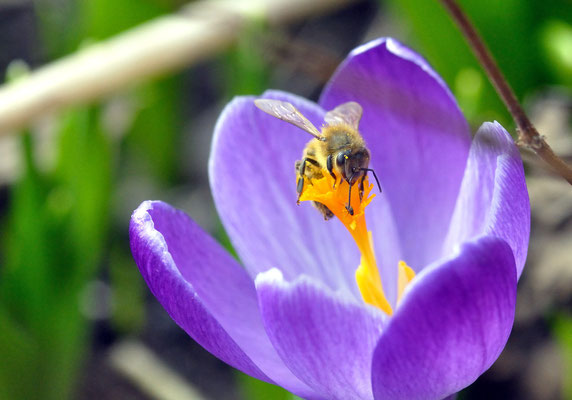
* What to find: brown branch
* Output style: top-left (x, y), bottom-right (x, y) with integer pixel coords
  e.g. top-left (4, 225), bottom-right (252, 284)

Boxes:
top-left (439, 0), bottom-right (572, 185)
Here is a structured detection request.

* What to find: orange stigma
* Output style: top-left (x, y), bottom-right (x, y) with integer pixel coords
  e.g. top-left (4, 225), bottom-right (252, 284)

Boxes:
top-left (299, 170), bottom-right (417, 315)
top-left (299, 170), bottom-right (394, 315)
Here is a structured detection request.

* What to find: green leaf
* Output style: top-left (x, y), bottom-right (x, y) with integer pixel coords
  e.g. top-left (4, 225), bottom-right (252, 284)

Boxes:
top-left (80, 0), bottom-right (173, 41)
top-left (54, 106), bottom-right (113, 285)
top-left (109, 244), bottom-right (145, 334)
top-left (127, 77), bottom-right (182, 184)
top-left (1, 131), bottom-right (53, 329)
top-left (223, 22), bottom-right (271, 97)
top-left (0, 305), bottom-right (37, 400)
top-left (236, 371), bottom-right (293, 400)
top-left (0, 104), bottom-right (115, 399)
top-left (539, 20), bottom-right (572, 84)
top-left (553, 313), bottom-right (572, 399)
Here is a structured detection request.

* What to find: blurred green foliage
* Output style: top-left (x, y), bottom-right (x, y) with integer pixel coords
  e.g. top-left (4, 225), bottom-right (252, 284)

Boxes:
top-left (540, 20), bottom-right (572, 85)
top-left (0, 0), bottom-right (287, 398)
top-left (35, 0), bottom-right (176, 58)
top-left (385, 0), bottom-right (572, 129)
top-left (223, 22), bottom-right (271, 97)
top-left (1, 0), bottom-right (571, 399)
top-left (0, 0), bottom-right (182, 398)
top-left (237, 371), bottom-right (297, 400)
top-left (81, 0), bottom-right (185, 184)
top-left (109, 243), bottom-right (146, 334)
top-left (0, 106), bottom-right (112, 399)
top-left (553, 314), bottom-right (572, 400)
top-left (127, 76), bottom-right (183, 184)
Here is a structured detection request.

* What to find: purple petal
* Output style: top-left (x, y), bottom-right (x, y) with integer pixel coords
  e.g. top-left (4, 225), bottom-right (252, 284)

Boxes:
top-left (442, 122), bottom-right (530, 278)
top-left (256, 269), bottom-right (386, 400)
top-left (209, 91), bottom-right (362, 299)
top-left (371, 236), bottom-right (517, 400)
top-left (367, 196), bottom-right (403, 307)
top-left (130, 201), bottom-right (316, 398)
top-left (320, 38), bottom-right (471, 271)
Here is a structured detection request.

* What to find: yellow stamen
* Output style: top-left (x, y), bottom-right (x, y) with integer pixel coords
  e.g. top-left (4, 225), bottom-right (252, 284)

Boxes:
top-left (397, 261), bottom-right (416, 304)
top-left (299, 170), bottom-right (393, 315)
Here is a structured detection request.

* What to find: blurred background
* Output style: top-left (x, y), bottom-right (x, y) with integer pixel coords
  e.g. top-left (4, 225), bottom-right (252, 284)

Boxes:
top-left (0, 0), bottom-right (571, 399)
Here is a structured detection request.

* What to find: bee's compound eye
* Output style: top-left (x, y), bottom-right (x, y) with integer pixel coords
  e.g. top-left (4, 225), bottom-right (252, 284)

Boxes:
top-left (336, 152), bottom-right (347, 166)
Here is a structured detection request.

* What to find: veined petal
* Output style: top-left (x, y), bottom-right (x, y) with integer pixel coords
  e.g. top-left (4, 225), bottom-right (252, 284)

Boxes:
top-left (442, 122), bottom-right (530, 278)
top-left (209, 90), bottom-right (362, 298)
top-left (130, 201), bottom-right (316, 398)
top-left (366, 191), bottom-right (403, 307)
top-left (256, 269), bottom-right (386, 400)
top-left (371, 237), bottom-right (516, 400)
top-left (320, 38), bottom-right (471, 271)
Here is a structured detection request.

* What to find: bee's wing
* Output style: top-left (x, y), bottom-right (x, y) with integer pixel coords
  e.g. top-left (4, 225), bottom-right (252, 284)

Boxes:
top-left (324, 101), bottom-right (363, 130)
top-left (254, 99), bottom-right (324, 140)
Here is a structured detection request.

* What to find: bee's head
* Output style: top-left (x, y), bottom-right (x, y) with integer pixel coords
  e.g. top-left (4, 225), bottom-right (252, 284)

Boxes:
top-left (336, 148), bottom-right (370, 184)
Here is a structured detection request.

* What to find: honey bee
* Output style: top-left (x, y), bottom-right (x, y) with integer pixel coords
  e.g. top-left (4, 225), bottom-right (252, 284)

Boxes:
top-left (254, 99), bottom-right (381, 219)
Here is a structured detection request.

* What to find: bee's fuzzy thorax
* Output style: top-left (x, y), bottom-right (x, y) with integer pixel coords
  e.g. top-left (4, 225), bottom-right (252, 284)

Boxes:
top-left (320, 123), bottom-right (365, 153)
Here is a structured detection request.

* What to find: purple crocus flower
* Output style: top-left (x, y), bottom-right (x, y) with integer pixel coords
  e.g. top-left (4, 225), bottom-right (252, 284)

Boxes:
top-left (130, 38), bottom-right (530, 400)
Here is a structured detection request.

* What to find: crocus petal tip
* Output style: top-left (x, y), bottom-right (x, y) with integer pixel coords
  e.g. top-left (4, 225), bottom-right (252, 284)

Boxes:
top-left (349, 37), bottom-right (389, 58)
top-left (255, 268), bottom-right (284, 288)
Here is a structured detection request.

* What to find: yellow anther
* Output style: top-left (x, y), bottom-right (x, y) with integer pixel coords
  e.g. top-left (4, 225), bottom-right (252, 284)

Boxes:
top-left (397, 261), bottom-right (416, 304)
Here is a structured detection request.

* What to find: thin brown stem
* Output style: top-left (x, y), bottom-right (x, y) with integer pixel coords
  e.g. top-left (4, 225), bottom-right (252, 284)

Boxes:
top-left (439, 0), bottom-right (572, 184)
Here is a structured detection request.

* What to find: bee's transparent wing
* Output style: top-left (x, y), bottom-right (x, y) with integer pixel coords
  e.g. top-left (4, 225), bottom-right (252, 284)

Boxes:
top-left (324, 101), bottom-right (363, 130)
top-left (254, 99), bottom-right (324, 140)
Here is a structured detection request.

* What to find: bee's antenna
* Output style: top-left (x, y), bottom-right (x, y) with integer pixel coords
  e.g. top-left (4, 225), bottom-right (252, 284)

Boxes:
top-left (361, 168), bottom-right (382, 193)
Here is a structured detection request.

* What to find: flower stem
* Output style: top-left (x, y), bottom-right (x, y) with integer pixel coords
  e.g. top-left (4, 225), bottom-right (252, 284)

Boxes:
top-left (439, 0), bottom-right (572, 185)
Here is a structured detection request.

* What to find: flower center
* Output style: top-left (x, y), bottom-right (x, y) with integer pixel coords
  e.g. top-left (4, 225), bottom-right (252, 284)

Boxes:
top-left (298, 169), bottom-right (416, 316)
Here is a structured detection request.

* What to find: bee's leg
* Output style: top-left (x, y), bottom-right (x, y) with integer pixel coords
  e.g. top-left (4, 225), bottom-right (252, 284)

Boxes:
top-left (346, 179), bottom-right (354, 216)
top-left (359, 175), bottom-right (366, 201)
top-left (326, 154), bottom-right (337, 188)
top-left (296, 159), bottom-right (305, 204)
top-left (296, 176), bottom-right (305, 204)
top-left (313, 201), bottom-right (334, 220)
top-left (296, 157), bottom-right (318, 204)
